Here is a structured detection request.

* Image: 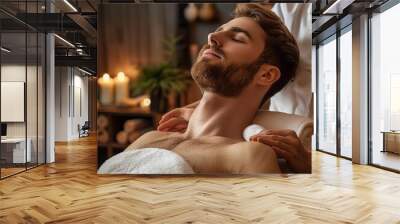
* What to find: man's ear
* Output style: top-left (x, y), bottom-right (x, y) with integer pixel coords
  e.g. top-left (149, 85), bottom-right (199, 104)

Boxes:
top-left (255, 64), bottom-right (281, 87)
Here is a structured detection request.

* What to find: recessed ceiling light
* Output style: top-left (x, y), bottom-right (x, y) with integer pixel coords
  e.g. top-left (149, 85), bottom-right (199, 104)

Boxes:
top-left (1, 47), bottom-right (11, 53)
top-left (54, 34), bottom-right (75, 48)
top-left (323, 0), bottom-right (355, 15)
top-left (78, 67), bottom-right (93, 76)
top-left (63, 0), bottom-right (78, 12)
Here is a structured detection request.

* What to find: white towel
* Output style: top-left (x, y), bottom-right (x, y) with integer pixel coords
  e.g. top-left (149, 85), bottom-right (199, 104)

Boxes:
top-left (98, 148), bottom-right (194, 174)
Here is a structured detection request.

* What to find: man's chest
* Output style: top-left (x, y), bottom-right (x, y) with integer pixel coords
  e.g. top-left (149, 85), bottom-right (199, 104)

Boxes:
top-left (128, 131), bottom-right (243, 170)
top-left (131, 131), bottom-right (236, 151)
top-left (145, 138), bottom-right (218, 153)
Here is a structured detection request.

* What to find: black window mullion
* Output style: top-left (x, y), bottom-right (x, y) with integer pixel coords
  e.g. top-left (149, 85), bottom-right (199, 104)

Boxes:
top-left (337, 29), bottom-right (341, 157)
top-left (36, 0), bottom-right (39, 168)
top-left (316, 44), bottom-right (319, 151)
top-left (367, 10), bottom-right (373, 165)
top-left (25, 0), bottom-right (28, 171)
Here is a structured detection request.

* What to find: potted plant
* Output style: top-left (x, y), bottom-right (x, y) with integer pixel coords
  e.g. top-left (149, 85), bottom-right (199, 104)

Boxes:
top-left (132, 36), bottom-right (191, 113)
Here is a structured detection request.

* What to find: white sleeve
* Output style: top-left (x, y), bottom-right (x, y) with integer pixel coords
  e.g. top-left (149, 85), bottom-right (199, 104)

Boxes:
top-left (270, 3), bottom-right (313, 118)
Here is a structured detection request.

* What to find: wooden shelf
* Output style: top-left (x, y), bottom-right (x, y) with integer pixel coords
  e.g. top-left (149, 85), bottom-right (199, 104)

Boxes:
top-left (98, 142), bottom-right (130, 149)
top-left (97, 106), bottom-right (157, 167)
top-left (98, 106), bottom-right (153, 117)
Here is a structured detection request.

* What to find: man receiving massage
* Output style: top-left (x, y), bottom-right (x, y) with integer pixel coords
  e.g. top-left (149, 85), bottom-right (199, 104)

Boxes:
top-left (104, 4), bottom-right (311, 174)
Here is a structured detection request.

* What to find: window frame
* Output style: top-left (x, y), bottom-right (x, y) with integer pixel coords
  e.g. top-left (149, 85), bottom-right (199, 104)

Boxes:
top-left (315, 24), bottom-right (353, 161)
top-left (367, 0), bottom-right (400, 173)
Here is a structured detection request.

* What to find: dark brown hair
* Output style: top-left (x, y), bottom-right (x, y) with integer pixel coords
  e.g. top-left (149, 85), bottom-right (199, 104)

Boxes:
top-left (233, 4), bottom-right (300, 107)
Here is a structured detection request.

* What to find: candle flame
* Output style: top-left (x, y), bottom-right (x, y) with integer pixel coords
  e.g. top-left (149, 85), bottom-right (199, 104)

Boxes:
top-left (117, 72), bottom-right (126, 80)
top-left (103, 73), bottom-right (111, 80)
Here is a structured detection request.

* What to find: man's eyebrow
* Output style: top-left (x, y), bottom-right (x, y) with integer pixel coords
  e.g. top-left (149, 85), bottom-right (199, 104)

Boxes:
top-left (215, 26), bottom-right (224, 32)
top-left (215, 26), bottom-right (252, 40)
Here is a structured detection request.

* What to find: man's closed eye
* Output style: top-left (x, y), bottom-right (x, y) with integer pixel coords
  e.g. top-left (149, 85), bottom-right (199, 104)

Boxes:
top-left (231, 35), bottom-right (246, 43)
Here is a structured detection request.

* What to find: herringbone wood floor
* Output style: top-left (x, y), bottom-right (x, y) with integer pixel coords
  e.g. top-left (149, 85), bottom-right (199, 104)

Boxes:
top-left (0, 135), bottom-right (399, 224)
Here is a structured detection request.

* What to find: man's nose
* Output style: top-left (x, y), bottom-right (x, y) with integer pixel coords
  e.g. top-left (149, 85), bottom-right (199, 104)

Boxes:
top-left (207, 32), bottom-right (223, 48)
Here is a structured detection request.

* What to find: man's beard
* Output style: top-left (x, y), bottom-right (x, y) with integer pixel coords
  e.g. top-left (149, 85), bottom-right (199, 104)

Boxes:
top-left (191, 44), bottom-right (262, 97)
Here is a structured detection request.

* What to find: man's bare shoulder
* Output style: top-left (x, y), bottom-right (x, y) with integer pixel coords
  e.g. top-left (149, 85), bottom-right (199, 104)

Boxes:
top-left (231, 141), bottom-right (278, 165)
top-left (221, 140), bottom-right (280, 173)
top-left (138, 130), bottom-right (166, 139)
top-left (138, 130), bottom-right (182, 140)
top-left (218, 139), bottom-right (277, 159)
top-left (126, 130), bottom-right (184, 151)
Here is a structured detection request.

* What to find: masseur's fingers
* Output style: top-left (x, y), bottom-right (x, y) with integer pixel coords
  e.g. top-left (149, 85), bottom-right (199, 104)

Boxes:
top-left (250, 130), bottom-right (298, 146)
top-left (253, 135), bottom-right (294, 153)
top-left (158, 118), bottom-right (186, 131)
top-left (159, 109), bottom-right (182, 124)
top-left (250, 133), bottom-right (294, 146)
top-left (249, 130), bottom-right (280, 141)
top-left (157, 117), bottom-right (187, 131)
top-left (259, 129), bottom-right (298, 137)
top-left (168, 123), bottom-right (188, 133)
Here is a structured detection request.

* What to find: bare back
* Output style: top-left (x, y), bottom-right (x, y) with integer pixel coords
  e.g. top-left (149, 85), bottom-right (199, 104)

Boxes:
top-left (125, 131), bottom-right (281, 174)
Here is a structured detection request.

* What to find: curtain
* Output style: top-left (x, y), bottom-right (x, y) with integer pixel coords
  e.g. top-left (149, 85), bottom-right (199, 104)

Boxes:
top-left (98, 4), bottom-right (177, 79)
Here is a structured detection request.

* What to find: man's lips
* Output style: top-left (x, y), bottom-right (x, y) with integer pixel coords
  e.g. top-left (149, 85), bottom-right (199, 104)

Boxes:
top-left (202, 49), bottom-right (223, 59)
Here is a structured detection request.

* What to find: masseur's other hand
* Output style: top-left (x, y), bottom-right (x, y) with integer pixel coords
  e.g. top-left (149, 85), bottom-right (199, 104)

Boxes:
top-left (250, 129), bottom-right (311, 173)
top-left (157, 107), bottom-right (194, 133)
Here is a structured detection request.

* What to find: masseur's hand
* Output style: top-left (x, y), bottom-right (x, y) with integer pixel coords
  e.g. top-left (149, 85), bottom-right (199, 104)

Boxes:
top-left (250, 129), bottom-right (311, 173)
top-left (157, 107), bottom-right (194, 132)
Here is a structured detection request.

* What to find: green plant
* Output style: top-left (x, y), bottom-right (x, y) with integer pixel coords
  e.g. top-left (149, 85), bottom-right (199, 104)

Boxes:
top-left (132, 36), bottom-right (191, 112)
top-left (163, 35), bottom-right (181, 67)
top-left (132, 63), bottom-right (190, 97)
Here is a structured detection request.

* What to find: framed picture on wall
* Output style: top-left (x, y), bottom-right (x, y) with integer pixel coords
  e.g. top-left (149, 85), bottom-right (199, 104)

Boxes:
top-left (1, 81), bottom-right (25, 122)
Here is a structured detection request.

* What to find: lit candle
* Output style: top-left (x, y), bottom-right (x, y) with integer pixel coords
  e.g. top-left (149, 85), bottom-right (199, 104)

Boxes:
top-left (98, 73), bottom-right (114, 105)
top-left (140, 97), bottom-right (151, 108)
top-left (114, 72), bottom-right (130, 105)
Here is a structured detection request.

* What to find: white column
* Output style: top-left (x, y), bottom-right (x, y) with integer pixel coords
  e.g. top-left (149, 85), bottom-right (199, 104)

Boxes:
top-left (46, 0), bottom-right (56, 163)
top-left (46, 33), bottom-right (55, 163)
top-left (352, 14), bottom-right (369, 164)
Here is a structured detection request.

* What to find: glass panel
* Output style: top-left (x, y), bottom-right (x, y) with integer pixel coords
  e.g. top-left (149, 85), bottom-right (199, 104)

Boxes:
top-left (317, 36), bottom-right (337, 154)
top-left (27, 30), bottom-right (38, 169)
top-left (371, 3), bottom-right (400, 171)
top-left (26, 0), bottom-right (39, 170)
top-left (339, 29), bottom-right (352, 158)
top-left (38, 32), bottom-right (45, 165)
top-left (1, 11), bottom-right (28, 177)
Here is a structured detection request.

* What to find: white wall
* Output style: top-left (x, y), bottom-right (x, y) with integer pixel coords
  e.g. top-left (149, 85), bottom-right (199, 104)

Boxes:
top-left (55, 67), bottom-right (89, 141)
top-left (70, 73), bottom-right (89, 138)
top-left (55, 66), bottom-right (69, 141)
top-left (1, 65), bottom-right (39, 138)
top-left (1, 64), bottom-right (46, 164)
